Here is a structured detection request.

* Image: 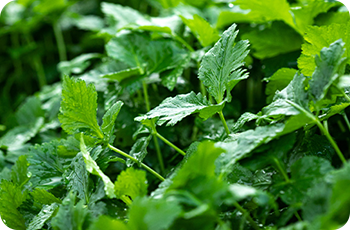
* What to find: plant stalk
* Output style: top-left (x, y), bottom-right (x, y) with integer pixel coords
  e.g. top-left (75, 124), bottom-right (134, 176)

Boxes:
top-left (155, 132), bottom-right (186, 156)
top-left (233, 201), bottom-right (261, 230)
top-left (218, 111), bottom-right (230, 135)
top-left (142, 81), bottom-right (165, 173)
top-left (108, 144), bottom-right (165, 181)
top-left (53, 21), bottom-right (67, 62)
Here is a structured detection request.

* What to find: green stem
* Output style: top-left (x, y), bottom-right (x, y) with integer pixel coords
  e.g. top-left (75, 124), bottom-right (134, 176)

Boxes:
top-left (273, 158), bottom-right (290, 183)
top-left (342, 113), bottom-right (350, 132)
top-left (108, 144), bottom-right (165, 181)
top-left (121, 195), bottom-right (133, 206)
top-left (233, 202), bottom-right (261, 230)
top-left (53, 21), bottom-right (67, 62)
top-left (218, 111), bottom-right (230, 135)
top-left (173, 33), bottom-right (195, 52)
top-left (142, 81), bottom-right (165, 173)
top-left (155, 132), bottom-right (186, 156)
top-left (286, 100), bottom-right (347, 164)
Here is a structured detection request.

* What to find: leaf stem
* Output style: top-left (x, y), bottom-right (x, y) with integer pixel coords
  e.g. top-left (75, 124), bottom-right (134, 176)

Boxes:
top-left (142, 81), bottom-right (165, 173)
top-left (342, 112), bottom-right (350, 132)
top-left (53, 21), bottom-right (67, 62)
top-left (233, 201), bottom-right (261, 230)
top-left (218, 111), bottom-right (230, 135)
top-left (108, 144), bottom-right (165, 181)
top-left (272, 158), bottom-right (290, 183)
top-left (286, 100), bottom-right (347, 164)
top-left (121, 195), bottom-right (133, 206)
top-left (155, 132), bottom-right (186, 156)
top-left (173, 33), bottom-right (195, 52)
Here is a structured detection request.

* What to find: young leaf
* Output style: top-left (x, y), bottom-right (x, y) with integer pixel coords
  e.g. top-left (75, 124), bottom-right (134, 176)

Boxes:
top-left (80, 134), bottom-right (115, 199)
top-left (11, 155), bottom-right (29, 187)
top-left (101, 101), bottom-right (123, 142)
top-left (180, 14), bottom-right (220, 47)
top-left (198, 24), bottom-right (250, 103)
top-left (51, 192), bottom-right (88, 230)
top-left (31, 188), bottom-right (61, 205)
top-left (298, 21), bottom-right (350, 76)
top-left (309, 39), bottom-right (346, 107)
top-left (114, 167), bottom-right (148, 200)
top-left (135, 92), bottom-right (225, 126)
top-left (59, 76), bottom-right (104, 138)
top-left (127, 135), bottom-right (152, 167)
top-left (88, 215), bottom-right (128, 230)
top-left (127, 196), bottom-right (182, 230)
top-left (27, 203), bottom-right (59, 230)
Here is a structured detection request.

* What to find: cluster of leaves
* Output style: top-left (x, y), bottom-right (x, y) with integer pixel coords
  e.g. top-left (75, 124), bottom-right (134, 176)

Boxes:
top-left (1, 0), bottom-right (350, 229)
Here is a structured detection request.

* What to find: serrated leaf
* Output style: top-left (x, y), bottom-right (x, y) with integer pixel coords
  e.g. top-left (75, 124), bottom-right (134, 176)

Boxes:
top-left (265, 68), bottom-right (297, 103)
top-left (114, 168), bottom-right (148, 200)
top-left (31, 188), bottom-right (61, 205)
top-left (232, 112), bottom-right (261, 132)
top-left (309, 39), bottom-right (346, 108)
top-left (80, 134), bottom-right (115, 198)
top-left (0, 180), bottom-right (27, 230)
top-left (135, 92), bottom-right (225, 126)
top-left (198, 24), bottom-right (250, 103)
top-left (27, 141), bottom-right (66, 189)
top-left (127, 135), bottom-right (152, 167)
top-left (127, 196), bottom-right (182, 230)
top-left (51, 192), bottom-right (88, 230)
top-left (101, 101), bottom-right (123, 142)
top-left (27, 203), bottom-right (59, 230)
top-left (11, 155), bottom-right (29, 187)
top-left (298, 21), bottom-right (350, 76)
top-left (59, 76), bottom-right (103, 138)
top-left (180, 14), bottom-right (219, 47)
top-left (242, 21), bottom-right (302, 59)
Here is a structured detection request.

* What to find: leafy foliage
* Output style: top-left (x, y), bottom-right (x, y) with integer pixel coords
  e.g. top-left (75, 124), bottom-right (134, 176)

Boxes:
top-left (1, 1), bottom-right (350, 229)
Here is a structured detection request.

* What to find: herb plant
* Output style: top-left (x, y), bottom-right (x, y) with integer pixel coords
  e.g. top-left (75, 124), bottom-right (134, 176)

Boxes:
top-left (1, 0), bottom-right (350, 229)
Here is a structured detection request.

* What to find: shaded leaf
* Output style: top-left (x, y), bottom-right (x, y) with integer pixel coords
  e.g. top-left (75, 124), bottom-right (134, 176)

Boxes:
top-left (114, 168), bottom-right (148, 200)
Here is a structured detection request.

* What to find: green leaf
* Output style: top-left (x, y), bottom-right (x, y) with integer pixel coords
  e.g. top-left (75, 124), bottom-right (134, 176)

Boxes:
top-left (127, 196), bottom-right (182, 230)
top-left (298, 21), bottom-right (350, 76)
top-left (309, 39), bottom-right (346, 108)
top-left (0, 117), bottom-right (43, 150)
top-left (88, 215), bottom-right (128, 230)
top-left (265, 68), bottom-right (297, 103)
top-left (114, 167), bottom-right (148, 200)
top-left (58, 53), bottom-right (103, 75)
top-left (0, 180), bottom-right (27, 230)
top-left (27, 141), bottom-right (65, 189)
top-left (232, 112), bottom-right (261, 132)
top-left (135, 92), bottom-right (225, 126)
top-left (59, 76), bottom-right (104, 138)
top-left (71, 15), bottom-right (105, 31)
top-left (170, 141), bottom-right (223, 188)
top-left (217, 123), bottom-right (285, 176)
top-left (273, 156), bottom-right (333, 205)
top-left (127, 135), bottom-right (152, 167)
top-left (101, 67), bottom-right (142, 82)
top-left (11, 155), bottom-right (29, 187)
top-left (198, 24), bottom-right (250, 103)
top-left (27, 203), bottom-right (59, 230)
top-left (51, 192), bottom-right (88, 230)
top-left (160, 54), bottom-right (190, 91)
top-left (31, 188), bottom-right (61, 205)
top-left (217, 0), bottom-right (294, 29)
top-left (80, 134), bottom-right (115, 198)
top-left (242, 21), bottom-right (302, 59)
top-left (15, 96), bottom-right (44, 125)
top-left (180, 14), bottom-right (219, 47)
top-left (101, 101), bottom-right (123, 142)
top-left (106, 32), bottom-right (189, 78)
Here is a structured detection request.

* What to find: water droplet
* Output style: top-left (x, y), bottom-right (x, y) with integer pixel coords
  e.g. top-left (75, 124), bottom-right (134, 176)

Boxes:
top-left (228, 3), bottom-right (234, 7)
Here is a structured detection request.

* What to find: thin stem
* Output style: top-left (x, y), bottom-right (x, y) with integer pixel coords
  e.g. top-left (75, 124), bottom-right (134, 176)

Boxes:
top-left (155, 132), bottom-right (186, 156)
top-left (142, 81), bottom-right (165, 173)
top-left (108, 144), bottom-right (165, 181)
top-left (233, 202), bottom-right (261, 230)
top-left (121, 195), bottom-right (132, 206)
top-left (286, 100), bottom-right (347, 164)
top-left (173, 33), bottom-right (195, 52)
top-left (273, 158), bottom-right (290, 183)
top-left (53, 21), bottom-right (67, 62)
top-left (342, 113), bottom-right (350, 132)
top-left (218, 111), bottom-right (230, 135)
top-left (294, 211), bottom-right (302, 222)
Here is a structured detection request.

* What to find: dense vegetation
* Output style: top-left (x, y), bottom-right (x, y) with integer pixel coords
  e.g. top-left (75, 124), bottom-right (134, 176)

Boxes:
top-left (1, 0), bottom-right (350, 229)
